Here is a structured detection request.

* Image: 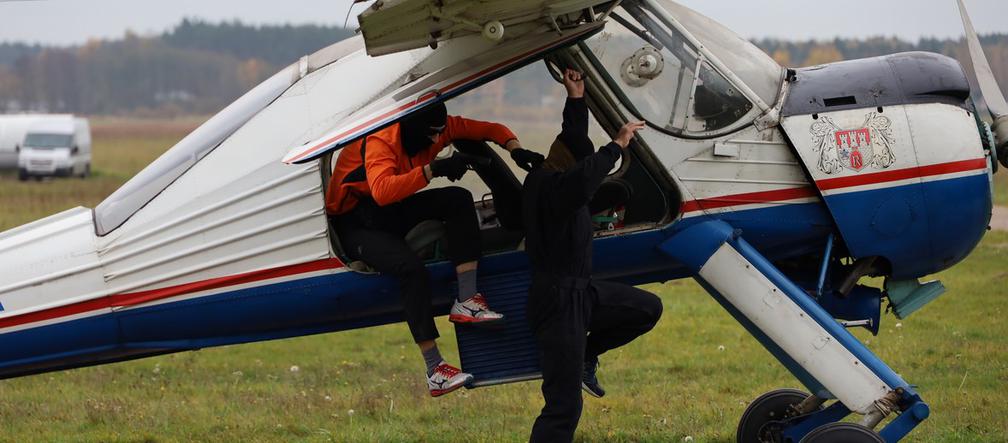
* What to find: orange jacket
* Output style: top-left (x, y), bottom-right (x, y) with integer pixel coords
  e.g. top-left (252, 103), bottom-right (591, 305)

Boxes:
top-left (325, 116), bottom-right (517, 215)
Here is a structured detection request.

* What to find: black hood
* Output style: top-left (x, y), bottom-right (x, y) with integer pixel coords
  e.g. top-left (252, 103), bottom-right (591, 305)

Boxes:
top-left (400, 102), bottom-right (448, 156)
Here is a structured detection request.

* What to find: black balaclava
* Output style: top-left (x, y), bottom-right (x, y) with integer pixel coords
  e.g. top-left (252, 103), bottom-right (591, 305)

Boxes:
top-left (400, 102), bottom-right (448, 156)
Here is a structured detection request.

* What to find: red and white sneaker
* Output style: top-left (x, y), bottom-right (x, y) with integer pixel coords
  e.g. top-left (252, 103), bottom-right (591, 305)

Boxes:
top-left (449, 294), bottom-right (505, 325)
top-left (428, 361), bottom-right (473, 397)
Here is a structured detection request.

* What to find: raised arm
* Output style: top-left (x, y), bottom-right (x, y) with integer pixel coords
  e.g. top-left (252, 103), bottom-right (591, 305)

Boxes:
top-left (557, 97), bottom-right (594, 161)
top-left (557, 69), bottom-right (593, 160)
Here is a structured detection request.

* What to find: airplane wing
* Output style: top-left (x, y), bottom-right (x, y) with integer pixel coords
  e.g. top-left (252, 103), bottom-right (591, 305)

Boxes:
top-left (283, 19), bottom-right (605, 164)
top-left (358, 0), bottom-right (616, 56)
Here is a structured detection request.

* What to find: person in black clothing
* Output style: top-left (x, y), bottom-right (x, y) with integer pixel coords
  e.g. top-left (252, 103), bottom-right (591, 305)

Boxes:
top-left (522, 69), bottom-right (663, 443)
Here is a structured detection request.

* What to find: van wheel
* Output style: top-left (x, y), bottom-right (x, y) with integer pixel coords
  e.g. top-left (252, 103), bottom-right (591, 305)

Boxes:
top-left (80, 164), bottom-right (90, 179)
top-left (18, 170), bottom-right (28, 181)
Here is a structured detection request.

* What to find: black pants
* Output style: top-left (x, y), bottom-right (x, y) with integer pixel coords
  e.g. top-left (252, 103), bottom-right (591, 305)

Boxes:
top-left (528, 278), bottom-right (662, 443)
top-left (334, 187), bottom-right (481, 343)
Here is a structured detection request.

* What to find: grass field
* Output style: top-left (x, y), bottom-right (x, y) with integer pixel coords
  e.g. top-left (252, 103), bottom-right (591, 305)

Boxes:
top-left (994, 169), bottom-right (1008, 206)
top-left (0, 116), bottom-right (202, 230)
top-left (0, 118), bottom-right (1005, 442)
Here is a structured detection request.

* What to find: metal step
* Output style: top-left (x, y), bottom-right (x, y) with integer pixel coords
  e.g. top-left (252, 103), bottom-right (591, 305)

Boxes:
top-left (456, 270), bottom-right (541, 387)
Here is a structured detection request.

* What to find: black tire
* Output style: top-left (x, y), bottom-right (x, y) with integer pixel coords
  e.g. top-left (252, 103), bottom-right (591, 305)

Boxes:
top-left (737, 388), bottom-right (813, 443)
top-left (80, 164), bottom-right (90, 179)
top-left (799, 422), bottom-right (884, 443)
top-left (18, 170), bottom-right (28, 181)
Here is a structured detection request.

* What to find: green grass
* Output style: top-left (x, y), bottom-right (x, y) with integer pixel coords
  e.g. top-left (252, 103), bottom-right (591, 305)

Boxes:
top-left (994, 170), bottom-right (1008, 206)
top-left (0, 117), bottom-right (196, 231)
top-left (0, 237), bottom-right (1004, 442)
top-left (0, 118), bottom-right (1005, 442)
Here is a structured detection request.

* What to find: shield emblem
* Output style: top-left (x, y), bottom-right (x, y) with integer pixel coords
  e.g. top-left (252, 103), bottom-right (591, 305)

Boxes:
top-left (810, 112), bottom-right (896, 175)
top-left (834, 128), bottom-right (871, 172)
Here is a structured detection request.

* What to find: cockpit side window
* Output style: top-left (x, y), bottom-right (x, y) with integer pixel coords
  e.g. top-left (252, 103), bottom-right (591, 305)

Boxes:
top-left (582, 5), bottom-right (752, 137)
top-left (94, 65), bottom-right (297, 235)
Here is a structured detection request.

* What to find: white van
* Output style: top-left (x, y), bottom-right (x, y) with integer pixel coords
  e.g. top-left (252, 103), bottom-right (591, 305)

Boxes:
top-left (0, 114), bottom-right (63, 170)
top-left (17, 116), bottom-right (91, 180)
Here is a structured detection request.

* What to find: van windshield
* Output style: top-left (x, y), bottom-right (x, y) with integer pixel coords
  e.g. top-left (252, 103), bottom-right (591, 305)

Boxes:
top-left (24, 133), bottom-right (73, 149)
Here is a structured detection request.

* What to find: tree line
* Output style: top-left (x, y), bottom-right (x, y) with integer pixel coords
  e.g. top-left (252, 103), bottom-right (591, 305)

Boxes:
top-left (0, 18), bottom-right (1005, 116)
top-left (0, 20), bottom-right (353, 115)
top-left (756, 35), bottom-right (1008, 99)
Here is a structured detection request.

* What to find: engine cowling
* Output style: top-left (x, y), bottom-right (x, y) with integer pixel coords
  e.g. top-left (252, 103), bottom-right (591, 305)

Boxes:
top-left (779, 52), bottom-right (992, 279)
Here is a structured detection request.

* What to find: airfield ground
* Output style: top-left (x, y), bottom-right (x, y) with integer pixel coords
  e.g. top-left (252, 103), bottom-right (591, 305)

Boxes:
top-left (0, 118), bottom-right (1005, 442)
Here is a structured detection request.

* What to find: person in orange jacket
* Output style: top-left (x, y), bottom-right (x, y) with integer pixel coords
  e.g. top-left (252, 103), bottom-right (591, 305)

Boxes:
top-left (327, 102), bottom-right (544, 397)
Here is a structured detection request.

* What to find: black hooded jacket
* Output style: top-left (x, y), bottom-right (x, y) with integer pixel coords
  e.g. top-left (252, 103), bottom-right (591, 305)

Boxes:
top-left (521, 98), bottom-right (622, 280)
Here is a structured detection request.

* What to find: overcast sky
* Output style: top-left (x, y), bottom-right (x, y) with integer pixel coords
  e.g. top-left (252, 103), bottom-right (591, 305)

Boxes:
top-left (0, 0), bottom-right (1006, 45)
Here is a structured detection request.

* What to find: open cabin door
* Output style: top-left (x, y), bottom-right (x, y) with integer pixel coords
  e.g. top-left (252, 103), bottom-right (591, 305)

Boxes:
top-left (357, 0), bottom-right (616, 56)
top-left (282, 20), bottom-right (605, 164)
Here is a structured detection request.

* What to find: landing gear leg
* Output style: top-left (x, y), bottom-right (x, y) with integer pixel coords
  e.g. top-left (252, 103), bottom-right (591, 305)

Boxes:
top-left (660, 221), bottom-right (930, 442)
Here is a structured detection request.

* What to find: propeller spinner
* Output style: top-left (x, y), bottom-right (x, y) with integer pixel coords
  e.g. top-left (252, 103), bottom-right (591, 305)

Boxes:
top-left (957, 0), bottom-right (1008, 167)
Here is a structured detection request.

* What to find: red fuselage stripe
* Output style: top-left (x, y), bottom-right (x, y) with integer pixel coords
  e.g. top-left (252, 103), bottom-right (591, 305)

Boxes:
top-left (680, 186), bottom-right (818, 213)
top-left (682, 158), bottom-right (989, 213)
top-left (0, 258), bottom-right (345, 329)
top-left (815, 158), bottom-right (988, 190)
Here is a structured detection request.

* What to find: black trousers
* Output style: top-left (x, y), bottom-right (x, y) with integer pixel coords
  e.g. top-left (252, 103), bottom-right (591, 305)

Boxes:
top-left (528, 278), bottom-right (663, 443)
top-left (334, 187), bottom-right (481, 343)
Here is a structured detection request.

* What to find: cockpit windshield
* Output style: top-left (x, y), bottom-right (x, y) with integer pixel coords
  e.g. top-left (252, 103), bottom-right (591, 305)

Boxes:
top-left (655, 0), bottom-right (783, 106)
top-left (581, 0), bottom-right (783, 137)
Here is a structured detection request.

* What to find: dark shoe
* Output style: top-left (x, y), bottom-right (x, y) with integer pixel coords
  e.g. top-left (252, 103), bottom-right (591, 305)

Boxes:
top-left (582, 358), bottom-right (605, 398)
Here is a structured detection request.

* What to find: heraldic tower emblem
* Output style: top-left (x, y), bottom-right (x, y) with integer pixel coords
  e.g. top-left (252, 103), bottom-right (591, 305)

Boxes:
top-left (810, 112), bottom-right (896, 175)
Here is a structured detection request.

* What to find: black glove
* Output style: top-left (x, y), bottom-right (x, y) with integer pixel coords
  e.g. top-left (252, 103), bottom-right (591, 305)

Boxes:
top-left (429, 154), bottom-right (469, 181)
top-left (511, 148), bottom-right (545, 172)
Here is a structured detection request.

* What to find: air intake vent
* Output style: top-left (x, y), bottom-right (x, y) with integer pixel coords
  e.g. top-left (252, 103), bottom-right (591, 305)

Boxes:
top-left (824, 96), bottom-right (857, 107)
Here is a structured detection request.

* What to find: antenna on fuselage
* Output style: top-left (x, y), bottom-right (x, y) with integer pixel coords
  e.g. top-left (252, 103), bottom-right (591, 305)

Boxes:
top-left (958, 0), bottom-right (1008, 167)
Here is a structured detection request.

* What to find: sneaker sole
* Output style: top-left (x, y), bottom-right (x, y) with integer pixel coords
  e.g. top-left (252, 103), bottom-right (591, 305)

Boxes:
top-left (582, 382), bottom-right (604, 398)
top-left (448, 314), bottom-right (505, 326)
top-left (430, 374), bottom-right (474, 397)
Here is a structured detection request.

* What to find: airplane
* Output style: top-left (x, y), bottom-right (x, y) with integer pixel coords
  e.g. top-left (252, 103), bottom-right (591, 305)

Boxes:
top-left (0, 0), bottom-right (1004, 441)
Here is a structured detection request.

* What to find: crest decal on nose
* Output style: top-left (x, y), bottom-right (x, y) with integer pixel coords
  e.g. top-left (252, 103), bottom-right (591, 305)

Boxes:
top-left (810, 112), bottom-right (896, 174)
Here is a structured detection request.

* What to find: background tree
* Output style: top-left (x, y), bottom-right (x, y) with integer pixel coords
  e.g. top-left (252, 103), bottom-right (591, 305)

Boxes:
top-left (0, 19), bottom-right (1004, 116)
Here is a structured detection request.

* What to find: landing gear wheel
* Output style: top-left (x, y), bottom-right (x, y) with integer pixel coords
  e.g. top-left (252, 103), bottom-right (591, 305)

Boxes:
top-left (799, 422), bottom-right (884, 443)
top-left (737, 388), bottom-right (813, 443)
